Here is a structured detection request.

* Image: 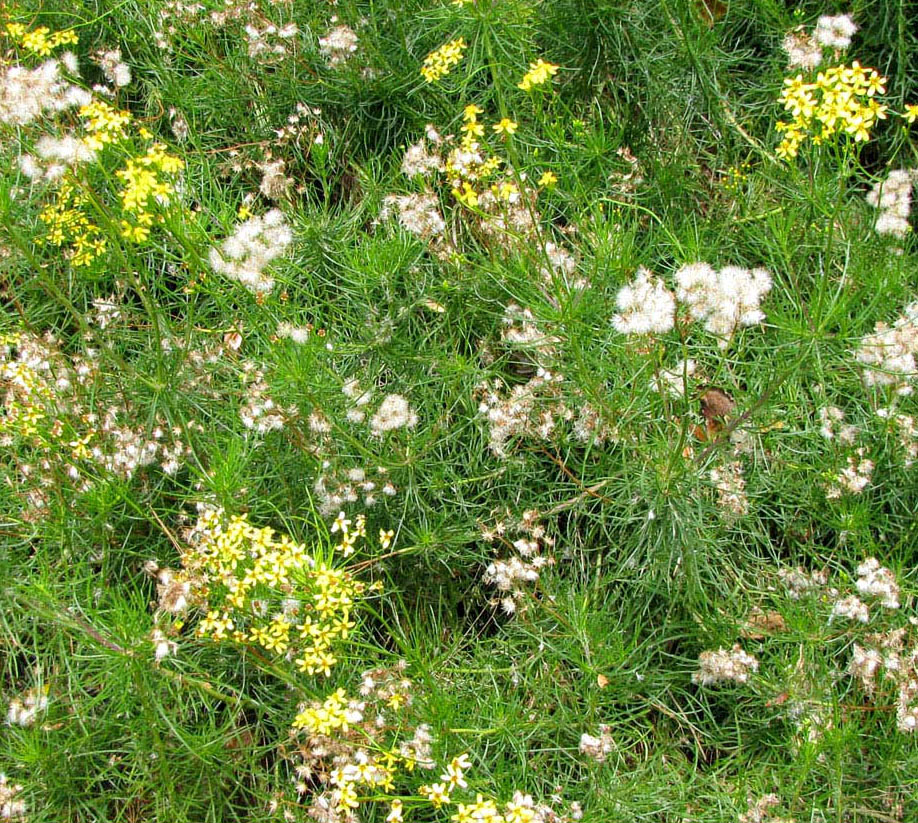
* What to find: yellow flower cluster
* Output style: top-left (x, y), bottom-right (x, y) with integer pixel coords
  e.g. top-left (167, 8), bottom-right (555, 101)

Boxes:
top-left (4, 23), bottom-right (78, 55)
top-left (38, 180), bottom-right (108, 267)
top-left (184, 507), bottom-right (372, 677)
top-left (722, 162), bottom-right (751, 191)
top-left (417, 756), bottom-right (539, 823)
top-left (421, 37), bottom-right (467, 83)
top-left (445, 105), bottom-right (522, 208)
top-left (116, 143), bottom-right (184, 242)
top-left (517, 59), bottom-right (559, 91)
top-left (32, 102), bottom-right (183, 264)
top-left (79, 101), bottom-right (133, 151)
top-left (292, 688), bottom-right (356, 735)
top-left (775, 62), bottom-right (888, 159)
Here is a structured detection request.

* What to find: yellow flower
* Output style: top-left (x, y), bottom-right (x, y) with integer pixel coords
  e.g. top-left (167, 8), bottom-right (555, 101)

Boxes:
top-left (538, 170), bottom-right (558, 188)
top-left (518, 58), bottom-right (559, 91)
top-left (331, 511), bottom-right (351, 534)
top-left (420, 783), bottom-right (452, 808)
top-left (492, 118), bottom-right (518, 135)
top-left (461, 121), bottom-right (485, 138)
top-left (422, 37), bottom-right (467, 83)
top-left (903, 104), bottom-right (918, 124)
top-left (379, 529), bottom-right (395, 549)
top-left (463, 104), bottom-right (484, 121)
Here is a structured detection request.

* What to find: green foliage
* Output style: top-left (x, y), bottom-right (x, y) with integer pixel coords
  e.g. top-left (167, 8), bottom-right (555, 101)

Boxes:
top-left (2, 1), bottom-right (918, 821)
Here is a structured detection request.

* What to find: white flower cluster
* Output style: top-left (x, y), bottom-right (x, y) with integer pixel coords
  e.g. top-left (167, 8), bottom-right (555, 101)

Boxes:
top-left (866, 169), bottom-right (915, 239)
top-left (481, 510), bottom-right (553, 616)
top-left (855, 301), bottom-right (918, 395)
top-left (830, 594), bottom-right (869, 623)
top-left (814, 14), bottom-right (858, 49)
top-left (674, 263), bottom-right (773, 348)
top-left (314, 464), bottom-right (395, 515)
top-left (258, 158), bottom-right (293, 201)
top-left (1, 54), bottom-right (90, 125)
top-left (151, 564), bottom-right (193, 615)
top-left (579, 725), bottom-right (614, 763)
top-left (778, 566), bottom-right (829, 599)
top-left (369, 394), bottom-right (418, 437)
top-left (19, 135), bottom-right (97, 182)
top-left (709, 461), bottom-right (749, 516)
top-left (6, 687), bottom-right (49, 728)
top-left (817, 405), bottom-right (857, 443)
top-left (571, 402), bottom-right (614, 445)
top-left (239, 365), bottom-right (287, 434)
top-left (394, 723), bottom-right (435, 769)
top-left (209, 209), bottom-right (293, 295)
top-left (781, 14), bottom-right (858, 69)
top-left (0, 773), bottom-right (27, 820)
top-left (856, 557), bottom-right (900, 609)
top-left (849, 630), bottom-right (918, 733)
top-left (692, 644), bottom-right (759, 686)
top-left (276, 321), bottom-right (312, 344)
top-left (401, 131), bottom-right (443, 178)
top-left (150, 627), bottom-right (178, 661)
top-left (539, 241), bottom-right (584, 290)
top-left (476, 371), bottom-right (568, 456)
top-left (95, 48), bottom-right (132, 87)
top-left (612, 263), bottom-right (772, 347)
top-left (611, 268), bottom-right (676, 335)
top-left (877, 407), bottom-right (918, 466)
top-left (244, 21), bottom-right (298, 60)
top-left (380, 193), bottom-right (446, 239)
top-left (649, 359), bottom-right (695, 398)
top-left (825, 447), bottom-right (874, 498)
top-left (781, 28), bottom-right (823, 71)
top-left (319, 24), bottom-right (359, 66)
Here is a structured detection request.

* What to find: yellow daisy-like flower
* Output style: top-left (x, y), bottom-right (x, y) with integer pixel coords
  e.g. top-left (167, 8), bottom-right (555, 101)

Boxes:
top-left (538, 170), bottom-right (558, 188)
top-left (463, 103), bottom-right (484, 121)
top-left (421, 37), bottom-right (467, 83)
top-left (518, 58), bottom-right (559, 91)
top-left (492, 118), bottom-right (518, 135)
top-left (904, 103), bottom-right (918, 124)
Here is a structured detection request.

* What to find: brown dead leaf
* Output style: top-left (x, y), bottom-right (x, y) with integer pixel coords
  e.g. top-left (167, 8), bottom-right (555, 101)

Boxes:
top-left (742, 607), bottom-right (787, 639)
top-left (700, 387), bottom-right (736, 422)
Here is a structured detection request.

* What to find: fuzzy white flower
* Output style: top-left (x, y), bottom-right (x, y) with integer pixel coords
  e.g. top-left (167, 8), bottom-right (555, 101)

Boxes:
top-left (782, 29), bottom-right (823, 70)
top-left (855, 557), bottom-right (900, 608)
top-left (209, 209), bottom-right (293, 294)
top-left (855, 301), bottom-right (918, 395)
top-left (579, 726), bottom-right (614, 763)
top-left (692, 644), bottom-right (759, 686)
top-left (369, 394), bottom-right (418, 436)
top-left (0, 773), bottom-right (27, 820)
top-left (401, 140), bottom-right (442, 177)
top-left (675, 263), bottom-right (772, 348)
top-left (611, 268), bottom-right (676, 335)
top-left (6, 687), bottom-right (49, 727)
top-left (830, 594), bottom-right (869, 623)
top-left (380, 193), bottom-right (445, 238)
top-left (1, 57), bottom-right (91, 125)
top-left (866, 169), bottom-right (914, 238)
top-left (319, 25), bottom-right (359, 66)
top-left (814, 14), bottom-right (857, 50)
